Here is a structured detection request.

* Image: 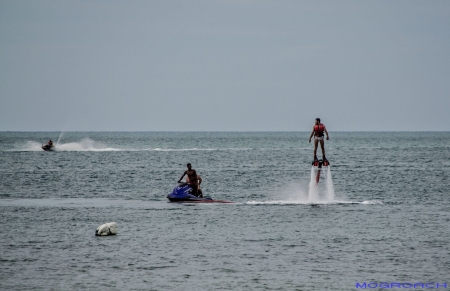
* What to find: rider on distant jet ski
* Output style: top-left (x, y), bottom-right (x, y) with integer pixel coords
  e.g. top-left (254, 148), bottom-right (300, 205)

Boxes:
top-left (42, 139), bottom-right (55, 151)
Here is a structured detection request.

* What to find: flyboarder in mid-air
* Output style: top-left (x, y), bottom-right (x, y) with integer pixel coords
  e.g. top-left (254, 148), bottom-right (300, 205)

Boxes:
top-left (309, 118), bottom-right (329, 167)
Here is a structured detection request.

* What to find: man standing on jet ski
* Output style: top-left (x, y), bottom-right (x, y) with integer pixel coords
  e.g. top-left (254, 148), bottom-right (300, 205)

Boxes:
top-left (178, 163), bottom-right (201, 197)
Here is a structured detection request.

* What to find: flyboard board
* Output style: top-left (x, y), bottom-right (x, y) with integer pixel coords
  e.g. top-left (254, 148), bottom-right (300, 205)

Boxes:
top-left (312, 158), bottom-right (330, 184)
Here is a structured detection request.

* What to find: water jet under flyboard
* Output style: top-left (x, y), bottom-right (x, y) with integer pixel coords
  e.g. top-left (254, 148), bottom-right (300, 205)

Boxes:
top-left (308, 158), bottom-right (335, 203)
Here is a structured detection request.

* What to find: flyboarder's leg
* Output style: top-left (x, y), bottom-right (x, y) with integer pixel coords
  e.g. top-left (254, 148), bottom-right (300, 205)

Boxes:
top-left (320, 139), bottom-right (326, 160)
top-left (314, 139), bottom-right (319, 160)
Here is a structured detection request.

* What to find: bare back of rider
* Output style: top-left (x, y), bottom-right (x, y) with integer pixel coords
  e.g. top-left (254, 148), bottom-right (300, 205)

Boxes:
top-left (178, 164), bottom-right (199, 196)
top-left (186, 169), bottom-right (199, 196)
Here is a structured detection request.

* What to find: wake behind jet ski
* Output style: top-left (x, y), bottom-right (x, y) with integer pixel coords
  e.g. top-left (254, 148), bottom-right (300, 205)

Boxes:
top-left (167, 183), bottom-right (233, 203)
top-left (42, 139), bottom-right (55, 151)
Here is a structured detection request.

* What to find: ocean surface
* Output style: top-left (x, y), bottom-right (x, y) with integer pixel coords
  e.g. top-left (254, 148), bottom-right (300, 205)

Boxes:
top-left (0, 131), bottom-right (449, 290)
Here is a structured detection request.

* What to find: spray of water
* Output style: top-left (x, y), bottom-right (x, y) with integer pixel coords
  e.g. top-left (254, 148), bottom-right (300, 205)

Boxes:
top-left (325, 165), bottom-right (335, 201)
top-left (56, 132), bottom-right (64, 146)
top-left (20, 138), bottom-right (119, 151)
top-left (247, 164), bottom-right (382, 205)
top-left (56, 138), bottom-right (118, 151)
top-left (307, 165), bottom-right (335, 203)
top-left (308, 166), bottom-right (319, 203)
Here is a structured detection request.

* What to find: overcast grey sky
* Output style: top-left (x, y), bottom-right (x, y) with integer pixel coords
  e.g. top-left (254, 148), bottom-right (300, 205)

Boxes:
top-left (1, 0), bottom-right (449, 131)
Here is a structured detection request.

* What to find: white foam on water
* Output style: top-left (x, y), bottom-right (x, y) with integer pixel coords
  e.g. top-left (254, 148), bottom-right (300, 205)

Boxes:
top-left (145, 148), bottom-right (252, 152)
top-left (149, 148), bottom-right (216, 151)
top-left (15, 139), bottom-right (251, 152)
top-left (308, 166), bottom-right (320, 203)
top-left (19, 138), bottom-right (120, 151)
top-left (246, 166), bottom-right (382, 206)
top-left (325, 165), bottom-right (335, 201)
top-left (307, 165), bottom-right (338, 203)
top-left (22, 141), bottom-right (46, 151)
top-left (360, 200), bottom-right (383, 205)
top-left (55, 138), bottom-right (120, 151)
top-left (246, 200), bottom-right (383, 205)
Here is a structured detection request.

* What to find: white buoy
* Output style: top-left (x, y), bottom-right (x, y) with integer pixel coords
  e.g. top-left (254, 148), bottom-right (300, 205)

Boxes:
top-left (95, 222), bottom-right (118, 236)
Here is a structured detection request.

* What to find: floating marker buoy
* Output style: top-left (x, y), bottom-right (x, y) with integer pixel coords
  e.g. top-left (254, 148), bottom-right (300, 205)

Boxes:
top-left (95, 222), bottom-right (118, 236)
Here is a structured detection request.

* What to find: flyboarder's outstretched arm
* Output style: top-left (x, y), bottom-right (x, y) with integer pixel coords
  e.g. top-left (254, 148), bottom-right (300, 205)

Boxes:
top-left (308, 127), bottom-right (315, 143)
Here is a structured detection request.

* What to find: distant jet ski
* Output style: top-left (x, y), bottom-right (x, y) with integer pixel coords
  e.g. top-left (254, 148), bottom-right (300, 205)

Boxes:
top-left (167, 183), bottom-right (233, 203)
top-left (312, 158), bottom-right (330, 184)
top-left (42, 143), bottom-right (55, 151)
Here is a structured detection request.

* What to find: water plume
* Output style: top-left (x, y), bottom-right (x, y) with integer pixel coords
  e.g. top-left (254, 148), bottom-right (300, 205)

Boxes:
top-left (307, 165), bottom-right (335, 203)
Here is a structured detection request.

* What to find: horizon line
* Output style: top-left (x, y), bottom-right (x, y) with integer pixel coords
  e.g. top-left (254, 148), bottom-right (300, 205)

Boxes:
top-left (1, 130), bottom-right (449, 133)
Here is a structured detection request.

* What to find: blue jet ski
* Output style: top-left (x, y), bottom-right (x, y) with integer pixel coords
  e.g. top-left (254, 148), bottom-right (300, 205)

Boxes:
top-left (167, 183), bottom-right (232, 203)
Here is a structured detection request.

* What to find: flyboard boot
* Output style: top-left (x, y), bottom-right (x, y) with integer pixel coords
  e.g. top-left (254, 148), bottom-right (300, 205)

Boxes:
top-left (312, 156), bottom-right (320, 167)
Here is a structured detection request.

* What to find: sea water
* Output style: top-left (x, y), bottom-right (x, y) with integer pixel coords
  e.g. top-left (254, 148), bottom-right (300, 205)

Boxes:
top-left (0, 132), bottom-right (449, 290)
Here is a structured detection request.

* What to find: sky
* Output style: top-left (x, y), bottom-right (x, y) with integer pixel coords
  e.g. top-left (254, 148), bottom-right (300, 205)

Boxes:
top-left (1, 0), bottom-right (449, 131)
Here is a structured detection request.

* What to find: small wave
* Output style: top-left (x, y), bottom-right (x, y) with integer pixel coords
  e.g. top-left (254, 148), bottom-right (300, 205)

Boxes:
top-left (148, 148), bottom-right (216, 152)
top-left (0, 198), bottom-right (169, 208)
top-left (145, 148), bottom-right (252, 152)
top-left (246, 200), bottom-right (338, 205)
top-left (246, 199), bottom-right (383, 205)
top-left (360, 200), bottom-right (383, 205)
